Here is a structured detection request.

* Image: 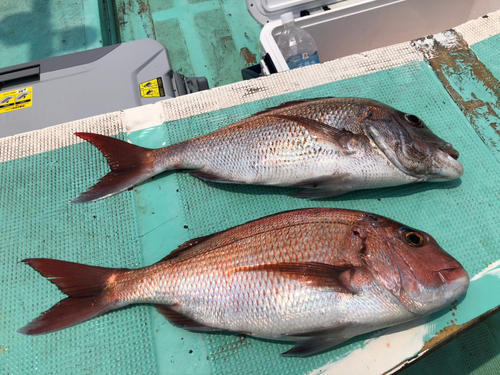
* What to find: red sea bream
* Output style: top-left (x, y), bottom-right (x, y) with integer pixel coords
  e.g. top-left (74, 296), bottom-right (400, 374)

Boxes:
top-left (71, 97), bottom-right (463, 203)
top-left (19, 208), bottom-right (469, 357)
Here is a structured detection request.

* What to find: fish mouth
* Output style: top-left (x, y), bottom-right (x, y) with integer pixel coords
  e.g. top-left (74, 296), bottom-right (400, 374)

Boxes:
top-left (438, 267), bottom-right (469, 283)
top-left (439, 144), bottom-right (459, 160)
top-left (429, 143), bottom-right (463, 181)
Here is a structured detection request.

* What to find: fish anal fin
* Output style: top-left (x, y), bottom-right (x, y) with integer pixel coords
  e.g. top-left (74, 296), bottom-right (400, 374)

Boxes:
top-left (154, 305), bottom-right (222, 332)
top-left (189, 171), bottom-right (244, 184)
top-left (235, 262), bottom-right (356, 293)
top-left (282, 335), bottom-right (351, 357)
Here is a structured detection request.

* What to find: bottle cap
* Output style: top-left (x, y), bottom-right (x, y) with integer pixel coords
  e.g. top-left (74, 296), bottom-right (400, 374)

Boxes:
top-left (280, 12), bottom-right (294, 24)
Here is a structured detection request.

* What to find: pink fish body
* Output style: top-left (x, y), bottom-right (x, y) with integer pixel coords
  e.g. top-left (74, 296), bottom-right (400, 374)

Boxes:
top-left (20, 208), bottom-right (469, 357)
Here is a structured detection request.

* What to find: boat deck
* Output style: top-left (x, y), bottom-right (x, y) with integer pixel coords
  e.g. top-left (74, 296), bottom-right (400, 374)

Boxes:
top-left (1, 2), bottom-right (500, 374)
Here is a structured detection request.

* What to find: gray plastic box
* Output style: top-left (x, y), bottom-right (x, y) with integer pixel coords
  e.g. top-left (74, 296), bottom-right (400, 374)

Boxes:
top-left (0, 39), bottom-right (207, 137)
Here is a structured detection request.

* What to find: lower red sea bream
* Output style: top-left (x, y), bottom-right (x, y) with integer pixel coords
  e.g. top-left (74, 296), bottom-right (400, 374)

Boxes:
top-left (19, 208), bottom-right (469, 357)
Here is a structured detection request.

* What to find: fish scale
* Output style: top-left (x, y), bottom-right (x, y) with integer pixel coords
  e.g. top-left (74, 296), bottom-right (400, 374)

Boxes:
top-left (144, 257), bottom-right (408, 339)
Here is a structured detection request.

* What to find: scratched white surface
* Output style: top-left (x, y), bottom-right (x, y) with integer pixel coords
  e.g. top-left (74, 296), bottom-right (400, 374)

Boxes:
top-left (471, 259), bottom-right (500, 281)
top-left (455, 10), bottom-right (500, 45)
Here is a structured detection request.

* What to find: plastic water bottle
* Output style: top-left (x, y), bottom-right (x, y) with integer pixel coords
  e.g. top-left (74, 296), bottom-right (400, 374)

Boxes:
top-left (277, 12), bottom-right (320, 70)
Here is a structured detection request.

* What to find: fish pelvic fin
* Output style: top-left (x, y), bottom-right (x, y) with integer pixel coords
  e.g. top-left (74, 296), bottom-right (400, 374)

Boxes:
top-left (288, 173), bottom-right (351, 200)
top-left (18, 258), bottom-right (128, 335)
top-left (72, 132), bottom-right (157, 203)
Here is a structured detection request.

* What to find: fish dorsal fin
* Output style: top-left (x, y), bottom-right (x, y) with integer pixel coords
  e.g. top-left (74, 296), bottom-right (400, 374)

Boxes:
top-left (269, 114), bottom-right (361, 148)
top-left (154, 305), bottom-right (222, 332)
top-left (254, 97), bottom-right (334, 115)
top-left (161, 210), bottom-right (353, 263)
top-left (159, 210), bottom-right (326, 263)
top-left (234, 262), bottom-right (356, 294)
top-left (159, 233), bottom-right (220, 262)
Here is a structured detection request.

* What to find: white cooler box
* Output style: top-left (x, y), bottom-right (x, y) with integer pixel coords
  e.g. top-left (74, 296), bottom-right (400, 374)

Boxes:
top-left (252, 0), bottom-right (500, 73)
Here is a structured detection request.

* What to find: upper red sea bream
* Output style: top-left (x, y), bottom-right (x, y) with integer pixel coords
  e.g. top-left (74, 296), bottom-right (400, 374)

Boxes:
top-left (71, 97), bottom-right (463, 203)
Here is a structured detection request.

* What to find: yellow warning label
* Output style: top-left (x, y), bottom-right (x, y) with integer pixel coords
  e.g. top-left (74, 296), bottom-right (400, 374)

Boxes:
top-left (0, 87), bottom-right (33, 114)
top-left (139, 78), bottom-right (165, 98)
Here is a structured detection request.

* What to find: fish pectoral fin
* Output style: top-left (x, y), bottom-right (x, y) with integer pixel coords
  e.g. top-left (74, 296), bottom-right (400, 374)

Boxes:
top-left (234, 262), bottom-right (356, 293)
top-left (269, 114), bottom-right (361, 151)
top-left (282, 335), bottom-right (351, 357)
top-left (154, 305), bottom-right (222, 332)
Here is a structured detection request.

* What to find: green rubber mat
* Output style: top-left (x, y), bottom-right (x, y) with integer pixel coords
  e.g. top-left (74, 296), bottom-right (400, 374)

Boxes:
top-left (470, 34), bottom-right (500, 81)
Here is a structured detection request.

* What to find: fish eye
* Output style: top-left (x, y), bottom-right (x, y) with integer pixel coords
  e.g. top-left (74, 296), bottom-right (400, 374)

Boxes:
top-left (405, 114), bottom-right (423, 127)
top-left (403, 231), bottom-right (425, 247)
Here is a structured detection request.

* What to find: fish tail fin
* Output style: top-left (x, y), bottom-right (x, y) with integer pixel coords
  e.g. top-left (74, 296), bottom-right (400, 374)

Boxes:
top-left (18, 258), bottom-right (127, 335)
top-left (72, 132), bottom-right (158, 203)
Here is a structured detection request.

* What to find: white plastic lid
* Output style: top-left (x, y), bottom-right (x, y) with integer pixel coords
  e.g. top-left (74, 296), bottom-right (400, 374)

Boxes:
top-left (280, 12), bottom-right (294, 24)
top-left (247, 0), bottom-right (334, 25)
